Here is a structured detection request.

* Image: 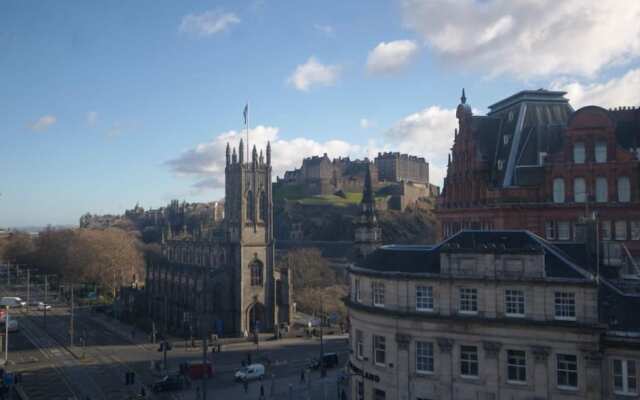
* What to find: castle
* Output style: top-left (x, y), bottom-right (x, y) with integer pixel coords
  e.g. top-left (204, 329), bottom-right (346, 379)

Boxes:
top-left (145, 140), bottom-right (291, 337)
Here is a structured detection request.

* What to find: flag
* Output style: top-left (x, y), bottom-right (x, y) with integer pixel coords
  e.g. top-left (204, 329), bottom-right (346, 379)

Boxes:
top-left (243, 103), bottom-right (248, 126)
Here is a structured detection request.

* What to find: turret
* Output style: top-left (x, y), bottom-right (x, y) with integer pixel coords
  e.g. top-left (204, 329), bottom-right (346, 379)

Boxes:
top-left (226, 143), bottom-right (231, 165)
top-left (232, 147), bottom-right (237, 164)
top-left (239, 139), bottom-right (244, 164)
top-left (266, 141), bottom-right (271, 166)
top-left (456, 88), bottom-right (473, 123)
top-left (252, 145), bottom-right (258, 165)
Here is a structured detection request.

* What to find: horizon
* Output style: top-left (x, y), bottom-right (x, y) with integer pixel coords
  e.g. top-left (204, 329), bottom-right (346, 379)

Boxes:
top-left (2, 0), bottom-right (639, 228)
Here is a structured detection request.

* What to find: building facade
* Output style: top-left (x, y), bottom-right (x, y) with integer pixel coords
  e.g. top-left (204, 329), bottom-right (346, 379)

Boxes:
top-left (146, 140), bottom-right (291, 337)
top-left (375, 152), bottom-right (429, 184)
top-left (437, 90), bottom-right (640, 257)
top-left (346, 230), bottom-right (640, 400)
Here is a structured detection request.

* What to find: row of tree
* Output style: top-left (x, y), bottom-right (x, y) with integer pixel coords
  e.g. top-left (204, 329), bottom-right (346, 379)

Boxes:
top-left (0, 227), bottom-right (149, 297)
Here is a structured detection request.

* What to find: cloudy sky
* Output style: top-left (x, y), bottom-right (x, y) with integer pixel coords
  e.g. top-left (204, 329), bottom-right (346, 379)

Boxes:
top-left (1, 0), bottom-right (639, 227)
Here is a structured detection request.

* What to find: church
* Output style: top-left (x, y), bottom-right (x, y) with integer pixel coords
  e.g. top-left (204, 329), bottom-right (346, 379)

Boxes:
top-left (145, 140), bottom-right (292, 338)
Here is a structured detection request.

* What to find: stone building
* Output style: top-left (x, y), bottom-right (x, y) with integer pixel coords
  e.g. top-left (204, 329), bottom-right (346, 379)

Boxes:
top-left (346, 229), bottom-right (640, 400)
top-left (375, 152), bottom-right (429, 184)
top-left (437, 89), bottom-right (640, 257)
top-left (145, 140), bottom-right (291, 337)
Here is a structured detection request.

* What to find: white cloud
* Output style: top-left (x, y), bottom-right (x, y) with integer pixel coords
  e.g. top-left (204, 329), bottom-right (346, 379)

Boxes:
top-left (165, 125), bottom-right (363, 191)
top-left (360, 118), bottom-right (375, 129)
top-left (366, 40), bottom-right (418, 75)
top-left (179, 9), bottom-right (240, 36)
top-left (551, 68), bottom-right (640, 109)
top-left (86, 111), bottom-right (98, 127)
top-left (287, 57), bottom-right (341, 91)
top-left (314, 24), bottom-right (335, 36)
top-left (401, 0), bottom-right (640, 78)
top-left (30, 115), bottom-right (56, 132)
top-left (385, 106), bottom-right (458, 187)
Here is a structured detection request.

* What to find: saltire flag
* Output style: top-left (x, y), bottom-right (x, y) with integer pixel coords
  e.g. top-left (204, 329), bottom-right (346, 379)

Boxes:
top-left (243, 103), bottom-right (248, 126)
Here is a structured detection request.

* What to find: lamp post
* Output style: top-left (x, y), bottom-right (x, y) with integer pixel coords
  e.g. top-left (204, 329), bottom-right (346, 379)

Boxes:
top-left (3, 305), bottom-right (10, 365)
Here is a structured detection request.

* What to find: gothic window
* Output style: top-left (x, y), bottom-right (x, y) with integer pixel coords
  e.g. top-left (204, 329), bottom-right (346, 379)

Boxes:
top-left (618, 176), bottom-right (631, 202)
top-left (259, 191), bottom-right (267, 221)
top-left (246, 190), bottom-right (255, 221)
top-left (250, 260), bottom-right (263, 286)
top-left (553, 178), bottom-right (565, 203)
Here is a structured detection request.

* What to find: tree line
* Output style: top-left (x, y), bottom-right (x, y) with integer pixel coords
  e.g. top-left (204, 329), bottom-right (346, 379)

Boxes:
top-left (0, 227), bottom-right (152, 297)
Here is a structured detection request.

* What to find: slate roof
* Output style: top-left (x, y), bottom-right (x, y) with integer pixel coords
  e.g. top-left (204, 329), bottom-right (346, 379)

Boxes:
top-left (354, 230), bottom-right (592, 280)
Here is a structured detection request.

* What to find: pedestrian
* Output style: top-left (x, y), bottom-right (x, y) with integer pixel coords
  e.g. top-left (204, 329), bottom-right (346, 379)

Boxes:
top-left (196, 386), bottom-right (201, 399)
top-left (300, 369), bottom-right (305, 383)
top-left (243, 379), bottom-right (249, 393)
top-left (260, 383), bottom-right (265, 399)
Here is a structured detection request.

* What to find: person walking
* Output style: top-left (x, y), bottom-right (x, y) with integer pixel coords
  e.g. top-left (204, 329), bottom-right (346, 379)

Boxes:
top-left (259, 383), bottom-right (265, 399)
top-left (243, 379), bottom-right (249, 393)
top-left (300, 369), bottom-right (305, 383)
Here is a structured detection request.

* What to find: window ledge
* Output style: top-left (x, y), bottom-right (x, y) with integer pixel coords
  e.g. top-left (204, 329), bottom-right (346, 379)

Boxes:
top-left (460, 375), bottom-right (479, 380)
top-left (556, 385), bottom-right (579, 392)
top-left (505, 313), bottom-right (525, 318)
top-left (613, 391), bottom-right (638, 397)
top-left (506, 380), bottom-right (527, 386)
top-left (554, 316), bottom-right (577, 322)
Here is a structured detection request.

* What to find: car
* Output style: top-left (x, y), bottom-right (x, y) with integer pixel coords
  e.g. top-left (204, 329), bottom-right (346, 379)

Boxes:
top-left (308, 353), bottom-right (339, 370)
top-left (0, 297), bottom-right (25, 307)
top-left (151, 374), bottom-right (189, 392)
top-left (234, 363), bottom-right (265, 382)
top-left (36, 302), bottom-right (52, 311)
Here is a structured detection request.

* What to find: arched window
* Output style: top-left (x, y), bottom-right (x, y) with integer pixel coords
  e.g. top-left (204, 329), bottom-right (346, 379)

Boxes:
top-left (259, 191), bottom-right (267, 221)
top-left (595, 141), bottom-right (607, 163)
top-left (250, 260), bottom-right (263, 286)
top-left (553, 178), bottom-right (565, 203)
top-left (618, 176), bottom-right (631, 202)
top-left (596, 177), bottom-right (608, 202)
top-left (246, 190), bottom-right (254, 221)
top-left (574, 177), bottom-right (586, 203)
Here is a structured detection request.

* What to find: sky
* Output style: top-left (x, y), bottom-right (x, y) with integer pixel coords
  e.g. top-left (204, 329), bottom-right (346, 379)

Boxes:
top-left (1, 0), bottom-right (639, 228)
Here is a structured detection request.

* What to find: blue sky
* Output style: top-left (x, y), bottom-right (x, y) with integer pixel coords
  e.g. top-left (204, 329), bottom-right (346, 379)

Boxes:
top-left (1, 0), bottom-right (639, 227)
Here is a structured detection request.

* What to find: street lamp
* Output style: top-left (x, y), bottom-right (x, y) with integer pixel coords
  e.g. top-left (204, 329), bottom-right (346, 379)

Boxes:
top-left (3, 305), bottom-right (10, 365)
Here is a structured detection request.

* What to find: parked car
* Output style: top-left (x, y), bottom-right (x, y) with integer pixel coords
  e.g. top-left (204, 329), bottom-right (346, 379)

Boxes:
top-left (308, 353), bottom-right (339, 370)
top-left (234, 363), bottom-right (265, 382)
top-left (151, 374), bottom-right (189, 392)
top-left (0, 297), bottom-right (26, 307)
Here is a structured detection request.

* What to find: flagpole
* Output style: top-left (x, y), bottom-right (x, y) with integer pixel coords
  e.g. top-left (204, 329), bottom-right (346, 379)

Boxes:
top-left (246, 101), bottom-right (249, 162)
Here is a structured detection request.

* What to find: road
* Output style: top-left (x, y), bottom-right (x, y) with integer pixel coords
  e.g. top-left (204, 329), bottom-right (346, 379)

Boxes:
top-left (2, 280), bottom-right (350, 399)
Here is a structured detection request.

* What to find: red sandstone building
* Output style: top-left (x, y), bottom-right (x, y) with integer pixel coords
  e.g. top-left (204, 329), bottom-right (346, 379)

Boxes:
top-left (437, 89), bottom-right (640, 258)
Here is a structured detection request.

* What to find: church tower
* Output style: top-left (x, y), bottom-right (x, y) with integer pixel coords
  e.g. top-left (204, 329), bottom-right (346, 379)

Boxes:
top-left (224, 140), bottom-right (276, 335)
top-left (354, 164), bottom-right (382, 259)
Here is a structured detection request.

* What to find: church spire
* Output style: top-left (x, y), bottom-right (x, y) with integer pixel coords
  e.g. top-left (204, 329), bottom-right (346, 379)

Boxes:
top-left (461, 88), bottom-right (467, 104)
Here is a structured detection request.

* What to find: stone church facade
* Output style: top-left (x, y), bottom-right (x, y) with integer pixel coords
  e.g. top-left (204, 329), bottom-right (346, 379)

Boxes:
top-left (145, 140), bottom-right (291, 337)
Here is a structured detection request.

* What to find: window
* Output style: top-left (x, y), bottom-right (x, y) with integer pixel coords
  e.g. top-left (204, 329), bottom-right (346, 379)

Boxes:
top-left (416, 342), bottom-right (434, 373)
top-left (553, 178), bottom-right (565, 203)
top-left (557, 354), bottom-right (578, 389)
top-left (505, 289), bottom-right (525, 317)
top-left (545, 221), bottom-right (556, 240)
top-left (573, 142), bottom-right (585, 164)
top-left (558, 221), bottom-right (571, 241)
top-left (613, 359), bottom-right (637, 395)
top-left (250, 261), bottom-right (263, 286)
top-left (618, 177), bottom-right (631, 202)
top-left (574, 177), bottom-right (586, 203)
top-left (373, 389), bottom-right (386, 400)
top-left (372, 281), bottom-right (385, 307)
top-left (554, 292), bottom-right (576, 320)
top-left (355, 329), bottom-right (364, 359)
top-left (373, 335), bottom-right (386, 366)
top-left (356, 381), bottom-right (364, 400)
top-left (259, 191), bottom-right (267, 220)
top-left (460, 346), bottom-right (479, 378)
top-left (615, 221), bottom-right (628, 241)
top-left (354, 278), bottom-right (361, 302)
top-left (246, 190), bottom-right (255, 220)
top-left (602, 220), bottom-right (612, 240)
top-left (596, 177), bottom-right (608, 202)
top-left (459, 288), bottom-right (478, 314)
top-left (631, 221), bottom-right (640, 240)
top-left (416, 286), bottom-right (434, 311)
top-left (507, 350), bottom-right (527, 383)
top-left (595, 141), bottom-right (607, 163)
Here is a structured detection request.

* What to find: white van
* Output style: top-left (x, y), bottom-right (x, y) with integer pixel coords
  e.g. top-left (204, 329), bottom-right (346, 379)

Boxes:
top-left (234, 363), bottom-right (265, 382)
top-left (0, 297), bottom-right (26, 307)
